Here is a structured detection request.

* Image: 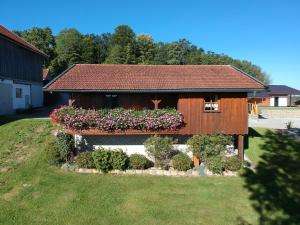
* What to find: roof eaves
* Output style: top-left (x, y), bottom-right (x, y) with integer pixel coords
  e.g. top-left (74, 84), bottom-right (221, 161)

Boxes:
top-left (44, 88), bottom-right (266, 93)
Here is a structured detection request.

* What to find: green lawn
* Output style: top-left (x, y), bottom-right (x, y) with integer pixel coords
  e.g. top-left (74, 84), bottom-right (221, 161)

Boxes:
top-left (245, 127), bottom-right (269, 165)
top-left (0, 117), bottom-right (259, 225)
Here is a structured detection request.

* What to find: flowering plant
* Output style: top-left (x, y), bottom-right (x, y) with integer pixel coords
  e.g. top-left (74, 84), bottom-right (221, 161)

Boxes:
top-left (50, 106), bottom-right (184, 131)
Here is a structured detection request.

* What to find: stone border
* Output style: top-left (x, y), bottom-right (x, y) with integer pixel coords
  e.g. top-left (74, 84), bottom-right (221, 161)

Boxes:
top-left (76, 168), bottom-right (199, 176)
top-left (74, 167), bottom-right (238, 177)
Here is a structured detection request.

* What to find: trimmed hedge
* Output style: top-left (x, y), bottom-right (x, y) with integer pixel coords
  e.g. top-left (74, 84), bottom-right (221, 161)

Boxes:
top-left (76, 152), bottom-right (95, 169)
top-left (110, 149), bottom-right (129, 170)
top-left (207, 156), bottom-right (225, 175)
top-left (225, 156), bottom-right (242, 171)
top-left (91, 148), bottom-right (129, 173)
top-left (172, 153), bottom-right (192, 171)
top-left (129, 154), bottom-right (149, 169)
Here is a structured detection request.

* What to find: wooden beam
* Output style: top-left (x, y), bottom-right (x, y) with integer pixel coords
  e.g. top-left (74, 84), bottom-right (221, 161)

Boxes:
top-left (237, 135), bottom-right (244, 161)
top-left (151, 99), bottom-right (161, 109)
top-left (68, 93), bottom-right (75, 106)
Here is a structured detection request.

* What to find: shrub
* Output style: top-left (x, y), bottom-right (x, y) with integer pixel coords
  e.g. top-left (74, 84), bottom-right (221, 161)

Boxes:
top-left (44, 139), bottom-right (61, 165)
top-left (144, 135), bottom-right (177, 169)
top-left (129, 154), bottom-right (149, 169)
top-left (187, 134), bottom-right (233, 161)
top-left (110, 149), bottom-right (129, 170)
top-left (76, 152), bottom-right (95, 168)
top-left (92, 148), bottom-right (112, 173)
top-left (207, 156), bottom-right (225, 175)
top-left (172, 153), bottom-right (192, 171)
top-left (225, 156), bottom-right (242, 171)
top-left (56, 132), bottom-right (74, 162)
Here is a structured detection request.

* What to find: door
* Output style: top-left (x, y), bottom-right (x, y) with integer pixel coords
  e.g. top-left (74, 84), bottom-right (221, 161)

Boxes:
top-left (0, 83), bottom-right (13, 115)
top-left (274, 97), bottom-right (279, 107)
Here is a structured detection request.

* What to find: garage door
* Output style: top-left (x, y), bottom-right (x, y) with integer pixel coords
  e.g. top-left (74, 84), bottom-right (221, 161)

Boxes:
top-left (0, 83), bottom-right (13, 115)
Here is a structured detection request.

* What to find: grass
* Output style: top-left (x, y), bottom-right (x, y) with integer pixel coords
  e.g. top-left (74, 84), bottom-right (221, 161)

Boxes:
top-left (245, 127), bottom-right (270, 165)
top-left (0, 117), bottom-right (259, 225)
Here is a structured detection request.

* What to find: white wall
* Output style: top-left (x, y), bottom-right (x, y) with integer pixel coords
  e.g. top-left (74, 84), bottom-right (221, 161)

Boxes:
top-left (0, 78), bottom-right (43, 111)
top-left (270, 96), bottom-right (288, 107)
top-left (13, 82), bottom-right (31, 109)
top-left (74, 134), bottom-right (191, 160)
top-left (31, 83), bottom-right (43, 107)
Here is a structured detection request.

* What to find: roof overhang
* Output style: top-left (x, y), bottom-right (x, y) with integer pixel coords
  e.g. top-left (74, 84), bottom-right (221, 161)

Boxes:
top-left (44, 88), bottom-right (266, 93)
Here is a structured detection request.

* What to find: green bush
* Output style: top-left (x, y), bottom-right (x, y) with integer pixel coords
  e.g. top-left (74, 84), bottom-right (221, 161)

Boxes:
top-left (56, 132), bottom-right (74, 162)
top-left (76, 152), bottom-right (95, 169)
top-left (172, 153), bottom-right (192, 171)
top-left (144, 135), bottom-right (177, 169)
top-left (129, 154), bottom-right (149, 169)
top-left (207, 156), bottom-right (225, 175)
top-left (187, 134), bottom-right (233, 161)
top-left (225, 156), bottom-right (242, 171)
top-left (44, 139), bottom-right (61, 165)
top-left (92, 148), bottom-right (112, 173)
top-left (110, 149), bottom-right (129, 170)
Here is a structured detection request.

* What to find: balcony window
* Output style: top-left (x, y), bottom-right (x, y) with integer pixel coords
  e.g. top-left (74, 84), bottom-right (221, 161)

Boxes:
top-left (104, 94), bottom-right (119, 108)
top-left (204, 95), bottom-right (219, 112)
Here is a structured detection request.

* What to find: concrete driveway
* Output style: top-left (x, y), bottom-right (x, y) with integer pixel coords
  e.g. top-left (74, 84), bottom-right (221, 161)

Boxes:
top-left (249, 117), bottom-right (300, 129)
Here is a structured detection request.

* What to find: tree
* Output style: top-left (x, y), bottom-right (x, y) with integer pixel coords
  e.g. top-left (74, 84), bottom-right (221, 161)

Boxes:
top-left (110, 25), bottom-right (136, 47)
top-left (106, 25), bottom-right (136, 64)
top-left (51, 28), bottom-right (83, 73)
top-left (105, 45), bottom-right (126, 64)
top-left (14, 27), bottom-right (56, 66)
top-left (136, 34), bottom-right (157, 64)
top-left (165, 39), bottom-right (192, 65)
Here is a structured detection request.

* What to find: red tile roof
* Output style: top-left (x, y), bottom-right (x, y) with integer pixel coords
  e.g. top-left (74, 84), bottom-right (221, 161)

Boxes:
top-left (43, 68), bottom-right (51, 80)
top-left (0, 25), bottom-right (47, 57)
top-left (45, 64), bottom-right (266, 92)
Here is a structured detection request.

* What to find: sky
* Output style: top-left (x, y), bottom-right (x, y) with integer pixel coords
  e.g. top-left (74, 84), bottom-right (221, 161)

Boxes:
top-left (1, 0), bottom-right (300, 89)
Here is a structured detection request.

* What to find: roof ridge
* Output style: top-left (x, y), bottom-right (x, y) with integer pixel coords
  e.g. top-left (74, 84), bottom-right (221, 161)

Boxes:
top-left (74, 64), bottom-right (232, 66)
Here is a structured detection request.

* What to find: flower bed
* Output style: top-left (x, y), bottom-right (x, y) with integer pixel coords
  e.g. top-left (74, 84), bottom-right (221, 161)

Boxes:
top-left (50, 106), bottom-right (184, 131)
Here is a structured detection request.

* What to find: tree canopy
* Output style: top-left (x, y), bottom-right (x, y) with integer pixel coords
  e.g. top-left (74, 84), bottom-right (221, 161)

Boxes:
top-left (15, 25), bottom-right (270, 83)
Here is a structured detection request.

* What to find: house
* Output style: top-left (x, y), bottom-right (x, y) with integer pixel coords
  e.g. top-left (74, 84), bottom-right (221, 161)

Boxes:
top-left (0, 25), bottom-right (47, 115)
top-left (45, 64), bottom-right (266, 160)
top-left (42, 68), bottom-right (69, 107)
top-left (249, 85), bottom-right (300, 107)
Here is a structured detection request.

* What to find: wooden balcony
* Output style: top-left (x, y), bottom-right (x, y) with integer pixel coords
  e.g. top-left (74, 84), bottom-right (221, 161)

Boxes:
top-left (65, 129), bottom-right (180, 136)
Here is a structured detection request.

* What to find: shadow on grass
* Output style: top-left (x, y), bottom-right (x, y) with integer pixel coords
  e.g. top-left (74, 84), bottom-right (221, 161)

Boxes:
top-left (244, 127), bottom-right (263, 150)
top-left (0, 107), bottom-right (51, 126)
top-left (242, 130), bottom-right (300, 225)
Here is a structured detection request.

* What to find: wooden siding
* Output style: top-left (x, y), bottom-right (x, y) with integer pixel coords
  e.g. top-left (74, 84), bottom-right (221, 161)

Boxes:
top-left (69, 92), bottom-right (248, 135)
top-left (0, 36), bottom-right (44, 82)
top-left (70, 93), bottom-right (178, 110)
top-left (177, 93), bottom-right (248, 135)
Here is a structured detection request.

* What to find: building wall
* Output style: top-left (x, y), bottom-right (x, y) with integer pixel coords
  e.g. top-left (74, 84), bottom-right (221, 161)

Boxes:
top-left (270, 96), bottom-right (288, 107)
top-left (74, 134), bottom-right (191, 159)
top-left (178, 93), bottom-right (248, 135)
top-left (69, 92), bottom-right (248, 135)
top-left (0, 36), bottom-right (44, 82)
top-left (0, 78), bottom-right (43, 114)
top-left (31, 83), bottom-right (43, 108)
